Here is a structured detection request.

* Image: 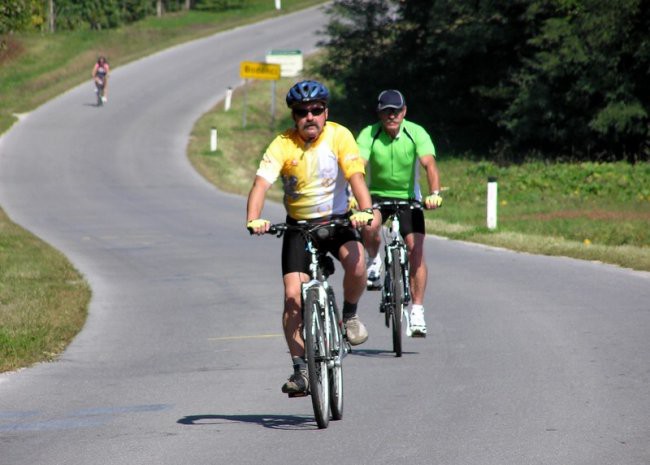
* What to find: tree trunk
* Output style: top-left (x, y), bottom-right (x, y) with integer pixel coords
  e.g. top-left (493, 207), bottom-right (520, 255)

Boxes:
top-left (48, 0), bottom-right (55, 32)
top-left (156, 0), bottom-right (163, 17)
top-left (184, 0), bottom-right (191, 10)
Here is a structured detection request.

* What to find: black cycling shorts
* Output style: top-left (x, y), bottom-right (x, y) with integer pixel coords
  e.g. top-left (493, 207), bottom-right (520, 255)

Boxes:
top-left (281, 215), bottom-right (362, 275)
top-left (372, 195), bottom-right (425, 237)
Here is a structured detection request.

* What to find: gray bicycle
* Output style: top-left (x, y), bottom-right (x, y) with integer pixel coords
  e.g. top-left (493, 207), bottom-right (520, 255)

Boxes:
top-left (266, 219), bottom-right (350, 429)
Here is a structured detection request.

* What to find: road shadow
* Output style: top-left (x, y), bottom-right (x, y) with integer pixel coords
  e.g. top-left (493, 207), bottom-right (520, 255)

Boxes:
top-left (348, 348), bottom-right (418, 357)
top-left (177, 413), bottom-right (318, 431)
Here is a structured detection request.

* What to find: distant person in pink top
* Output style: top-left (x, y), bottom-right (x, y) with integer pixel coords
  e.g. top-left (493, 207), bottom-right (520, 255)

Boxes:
top-left (92, 56), bottom-right (110, 104)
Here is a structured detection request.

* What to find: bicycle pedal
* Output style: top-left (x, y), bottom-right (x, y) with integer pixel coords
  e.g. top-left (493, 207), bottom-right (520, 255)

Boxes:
top-left (366, 283), bottom-right (382, 291)
top-left (287, 391), bottom-right (309, 398)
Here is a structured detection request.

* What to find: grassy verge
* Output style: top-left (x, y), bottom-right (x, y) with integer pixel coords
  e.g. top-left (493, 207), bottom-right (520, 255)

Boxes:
top-left (0, 208), bottom-right (91, 372)
top-left (0, 1), bottom-right (327, 373)
top-left (188, 75), bottom-right (650, 272)
top-left (0, 0), bottom-right (326, 135)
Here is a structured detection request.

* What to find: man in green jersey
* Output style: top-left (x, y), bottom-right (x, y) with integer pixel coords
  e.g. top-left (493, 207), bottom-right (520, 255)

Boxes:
top-left (356, 89), bottom-right (442, 337)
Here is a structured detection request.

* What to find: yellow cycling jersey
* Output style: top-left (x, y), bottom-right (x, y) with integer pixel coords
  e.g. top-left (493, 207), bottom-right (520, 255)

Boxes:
top-left (256, 121), bottom-right (365, 220)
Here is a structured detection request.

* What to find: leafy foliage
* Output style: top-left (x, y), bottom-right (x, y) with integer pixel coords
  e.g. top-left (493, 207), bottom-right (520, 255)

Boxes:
top-left (194, 0), bottom-right (245, 10)
top-left (0, 0), bottom-right (31, 43)
top-left (318, 0), bottom-right (649, 162)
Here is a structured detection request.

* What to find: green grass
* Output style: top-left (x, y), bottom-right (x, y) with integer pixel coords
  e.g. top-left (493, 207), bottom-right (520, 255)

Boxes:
top-left (188, 74), bottom-right (650, 272)
top-left (0, 0), bottom-right (326, 134)
top-left (0, 208), bottom-right (91, 372)
top-left (0, 1), bottom-right (328, 373)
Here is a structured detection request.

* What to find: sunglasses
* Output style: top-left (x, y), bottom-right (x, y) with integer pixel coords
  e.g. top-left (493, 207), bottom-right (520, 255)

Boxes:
top-left (379, 107), bottom-right (402, 115)
top-left (292, 106), bottom-right (326, 118)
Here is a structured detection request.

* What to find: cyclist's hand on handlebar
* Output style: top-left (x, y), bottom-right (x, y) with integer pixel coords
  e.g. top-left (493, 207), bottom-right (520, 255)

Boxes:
top-left (246, 218), bottom-right (270, 235)
top-left (424, 193), bottom-right (443, 209)
top-left (350, 209), bottom-right (374, 228)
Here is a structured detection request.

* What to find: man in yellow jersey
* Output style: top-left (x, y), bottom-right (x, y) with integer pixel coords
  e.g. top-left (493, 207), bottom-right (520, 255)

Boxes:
top-left (246, 80), bottom-right (375, 396)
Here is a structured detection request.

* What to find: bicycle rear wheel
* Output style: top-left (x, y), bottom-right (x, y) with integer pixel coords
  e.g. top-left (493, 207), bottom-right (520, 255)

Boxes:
top-left (390, 248), bottom-right (405, 357)
top-left (304, 288), bottom-right (330, 429)
top-left (327, 289), bottom-right (344, 420)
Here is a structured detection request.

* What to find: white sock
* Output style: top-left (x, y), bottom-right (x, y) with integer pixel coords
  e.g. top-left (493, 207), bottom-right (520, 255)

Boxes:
top-left (411, 304), bottom-right (424, 314)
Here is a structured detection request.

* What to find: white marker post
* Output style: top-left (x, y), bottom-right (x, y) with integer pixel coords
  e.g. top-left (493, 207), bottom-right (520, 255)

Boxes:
top-left (210, 127), bottom-right (218, 152)
top-left (275, 0), bottom-right (281, 10)
top-left (487, 176), bottom-right (498, 230)
top-left (224, 87), bottom-right (233, 111)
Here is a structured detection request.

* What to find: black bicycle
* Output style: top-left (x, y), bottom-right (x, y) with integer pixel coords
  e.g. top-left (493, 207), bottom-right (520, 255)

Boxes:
top-left (266, 219), bottom-right (350, 429)
top-left (375, 200), bottom-right (422, 357)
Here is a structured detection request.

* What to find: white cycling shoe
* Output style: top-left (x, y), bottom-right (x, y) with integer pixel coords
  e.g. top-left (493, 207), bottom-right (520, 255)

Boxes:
top-left (406, 305), bottom-right (427, 338)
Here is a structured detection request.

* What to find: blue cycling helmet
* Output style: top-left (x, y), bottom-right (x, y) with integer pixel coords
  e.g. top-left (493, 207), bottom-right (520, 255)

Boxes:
top-left (286, 80), bottom-right (329, 107)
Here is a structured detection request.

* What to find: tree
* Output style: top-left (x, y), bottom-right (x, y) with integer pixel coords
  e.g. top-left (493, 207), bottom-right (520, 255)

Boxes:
top-left (501, 0), bottom-right (649, 161)
top-left (0, 0), bottom-right (31, 36)
top-left (318, 0), bottom-right (649, 162)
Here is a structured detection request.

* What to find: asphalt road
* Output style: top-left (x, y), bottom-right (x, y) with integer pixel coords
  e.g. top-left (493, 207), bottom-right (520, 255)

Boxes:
top-left (1, 5), bottom-right (649, 464)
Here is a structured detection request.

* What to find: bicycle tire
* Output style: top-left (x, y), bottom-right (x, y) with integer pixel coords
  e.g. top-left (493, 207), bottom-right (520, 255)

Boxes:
top-left (390, 247), bottom-right (405, 357)
top-left (383, 256), bottom-right (391, 328)
top-left (304, 288), bottom-right (330, 429)
top-left (327, 288), bottom-right (344, 420)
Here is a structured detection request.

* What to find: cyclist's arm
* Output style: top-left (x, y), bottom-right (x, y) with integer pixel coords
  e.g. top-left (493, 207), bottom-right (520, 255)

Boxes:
top-left (420, 154), bottom-right (442, 209)
top-left (420, 155), bottom-right (440, 194)
top-left (246, 175), bottom-right (272, 232)
top-left (348, 172), bottom-right (379, 228)
top-left (91, 64), bottom-right (98, 79)
top-left (348, 173), bottom-right (371, 211)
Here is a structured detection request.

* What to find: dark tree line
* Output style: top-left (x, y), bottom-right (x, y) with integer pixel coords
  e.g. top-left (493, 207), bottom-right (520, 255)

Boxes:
top-left (318, 0), bottom-right (649, 162)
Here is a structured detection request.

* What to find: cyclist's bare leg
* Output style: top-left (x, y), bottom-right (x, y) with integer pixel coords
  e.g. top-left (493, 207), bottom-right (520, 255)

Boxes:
top-left (337, 241), bottom-right (366, 304)
top-left (282, 271), bottom-right (309, 357)
top-left (405, 232), bottom-right (427, 305)
top-left (361, 214), bottom-right (382, 258)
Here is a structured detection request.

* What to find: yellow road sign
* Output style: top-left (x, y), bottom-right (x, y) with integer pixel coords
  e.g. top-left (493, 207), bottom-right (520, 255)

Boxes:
top-left (240, 61), bottom-right (281, 80)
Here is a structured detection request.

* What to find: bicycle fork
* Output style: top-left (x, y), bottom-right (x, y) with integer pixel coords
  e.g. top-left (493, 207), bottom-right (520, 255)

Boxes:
top-left (303, 281), bottom-right (345, 369)
top-left (382, 242), bottom-right (412, 319)
top-left (326, 285), bottom-right (348, 365)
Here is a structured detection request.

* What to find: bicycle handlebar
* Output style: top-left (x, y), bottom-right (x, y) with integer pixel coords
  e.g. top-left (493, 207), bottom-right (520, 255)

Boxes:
top-left (266, 218), bottom-right (352, 237)
top-left (372, 199), bottom-right (423, 210)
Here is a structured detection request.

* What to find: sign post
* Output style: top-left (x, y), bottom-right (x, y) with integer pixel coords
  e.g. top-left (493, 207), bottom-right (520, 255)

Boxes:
top-left (239, 61), bottom-right (281, 128)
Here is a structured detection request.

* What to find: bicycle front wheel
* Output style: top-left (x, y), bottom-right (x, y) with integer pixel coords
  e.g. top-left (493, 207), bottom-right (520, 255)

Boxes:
top-left (304, 288), bottom-right (330, 429)
top-left (390, 248), bottom-right (405, 357)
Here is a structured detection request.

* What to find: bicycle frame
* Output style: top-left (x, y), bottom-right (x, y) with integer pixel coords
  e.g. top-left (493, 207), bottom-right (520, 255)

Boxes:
top-left (265, 220), bottom-right (347, 427)
top-left (375, 200), bottom-right (422, 356)
top-left (382, 216), bottom-right (411, 306)
top-left (379, 201), bottom-right (421, 311)
top-left (300, 236), bottom-right (344, 369)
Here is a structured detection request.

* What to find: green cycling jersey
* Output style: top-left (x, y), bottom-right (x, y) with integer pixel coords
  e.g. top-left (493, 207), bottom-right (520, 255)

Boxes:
top-left (356, 119), bottom-right (436, 200)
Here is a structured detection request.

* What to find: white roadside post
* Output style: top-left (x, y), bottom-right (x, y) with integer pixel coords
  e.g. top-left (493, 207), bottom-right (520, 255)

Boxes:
top-left (210, 127), bottom-right (218, 152)
top-left (487, 176), bottom-right (498, 230)
top-left (224, 87), bottom-right (233, 111)
top-left (275, 0), bottom-right (281, 9)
